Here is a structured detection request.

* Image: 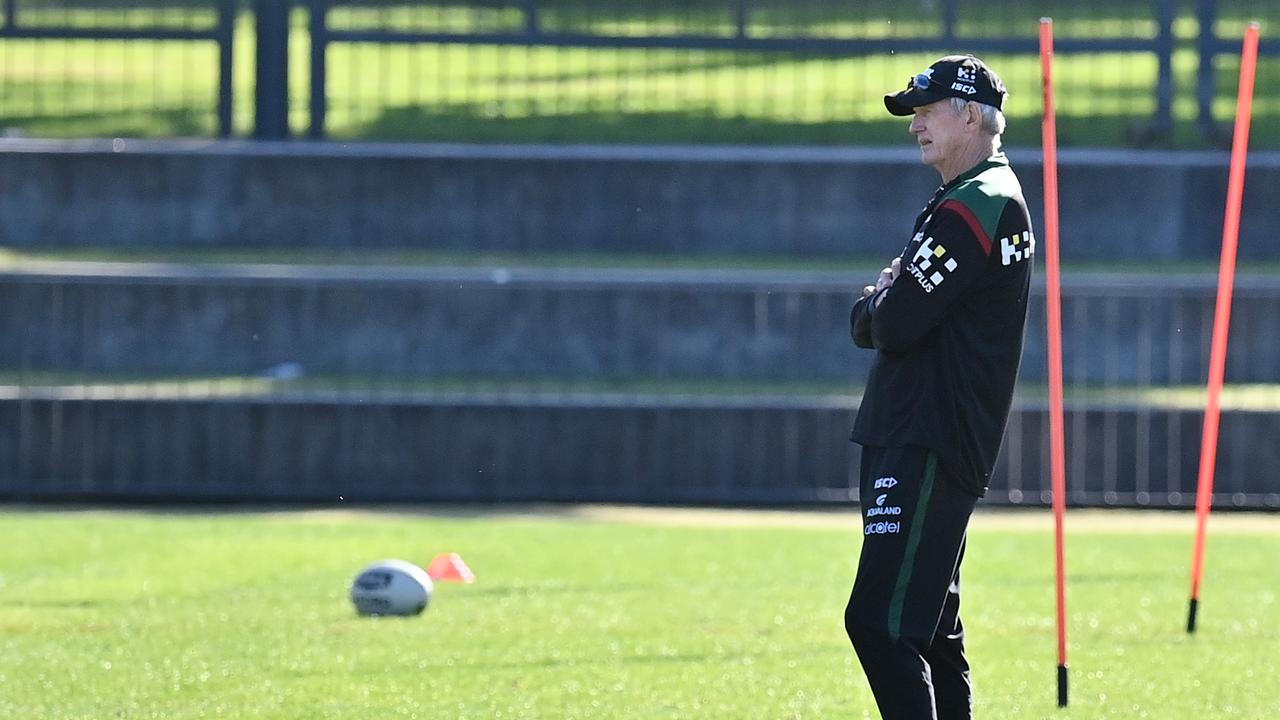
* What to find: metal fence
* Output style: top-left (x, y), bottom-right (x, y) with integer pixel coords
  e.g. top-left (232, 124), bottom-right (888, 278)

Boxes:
top-left (0, 0), bottom-right (236, 137)
top-left (0, 0), bottom-right (1275, 147)
top-left (304, 0), bottom-right (1179, 144)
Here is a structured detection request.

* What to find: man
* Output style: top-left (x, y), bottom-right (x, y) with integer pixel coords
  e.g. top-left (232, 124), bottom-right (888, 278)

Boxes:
top-left (844, 55), bottom-right (1034, 720)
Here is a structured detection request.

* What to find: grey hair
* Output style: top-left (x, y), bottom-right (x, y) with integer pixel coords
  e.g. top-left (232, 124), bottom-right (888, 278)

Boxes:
top-left (947, 96), bottom-right (1006, 139)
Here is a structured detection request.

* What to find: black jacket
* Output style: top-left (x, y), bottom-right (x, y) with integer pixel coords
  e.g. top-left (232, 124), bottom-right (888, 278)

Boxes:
top-left (850, 153), bottom-right (1034, 496)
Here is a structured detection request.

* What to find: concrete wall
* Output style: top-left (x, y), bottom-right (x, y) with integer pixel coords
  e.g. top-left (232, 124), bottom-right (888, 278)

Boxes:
top-left (3, 140), bottom-right (1279, 262)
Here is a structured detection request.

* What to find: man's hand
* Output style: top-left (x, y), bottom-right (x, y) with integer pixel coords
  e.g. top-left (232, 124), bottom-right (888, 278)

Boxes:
top-left (869, 257), bottom-right (901, 306)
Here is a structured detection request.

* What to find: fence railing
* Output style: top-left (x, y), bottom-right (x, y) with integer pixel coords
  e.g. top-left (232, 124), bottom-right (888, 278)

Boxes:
top-left (298, 0), bottom-right (1184, 143)
top-left (0, 0), bottom-right (236, 137)
top-left (1195, 0), bottom-right (1277, 140)
top-left (0, 0), bottom-right (1273, 146)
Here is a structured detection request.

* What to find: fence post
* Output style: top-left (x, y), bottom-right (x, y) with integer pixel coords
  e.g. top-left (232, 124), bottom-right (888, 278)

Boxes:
top-left (216, 0), bottom-right (236, 137)
top-left (1196, 0), bottom-right (1224, 143)
top-left (254, 0), bottom-right (291, 140)
top-left (523, 0), bottom-right (540, 36)
top-left (308, 0), bottom-right (328, 139)
top-left (1152, 0), bottom-right (1175, 136)
top-left (941, 0), bottom-right (957, 44)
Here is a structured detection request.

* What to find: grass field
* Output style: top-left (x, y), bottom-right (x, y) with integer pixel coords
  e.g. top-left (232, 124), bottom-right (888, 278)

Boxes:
top-left (2, 506), bottom-right (1277, 719)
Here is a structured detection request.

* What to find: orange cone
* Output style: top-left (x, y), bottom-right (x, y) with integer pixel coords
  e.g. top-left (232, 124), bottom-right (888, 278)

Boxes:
top-left (426, 552), bottom-right (476, 583)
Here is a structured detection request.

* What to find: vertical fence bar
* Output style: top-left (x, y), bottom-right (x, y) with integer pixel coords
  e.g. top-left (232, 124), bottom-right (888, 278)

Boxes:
top-left (216, 0), bottom-right (236, 137)
top-left (1166, 299), bottom-right (1183, 504)
top-left (1102, 295), bottom-right (1119, 503)
top-left (1196, 0), bottom-right (1220, 138)
top-left (308, 0), bottom-right (328, 139)
top-left (734, 0), bottom-right (749, 39)
top-left (1136, 300), bottom-right (1152, 504)
top-left (48, 283), bottom-right (65, 493)
top-left (1152, 0), bottom-right (1176, 135)
top-left (3, 0), bottom-right (15, 29)
top-left (77, 284), bottom-right (93, 494)
top-left (523, 0), bottom-right (540, 36)
top-left (941, 0), bottom-right (958, 43)
top-left (1070, 297), bottom-right (1088, 503)
top-left (254, 0), bottom-right (292, 140)
top-left (1005, 403), bottom-right (1023, 503)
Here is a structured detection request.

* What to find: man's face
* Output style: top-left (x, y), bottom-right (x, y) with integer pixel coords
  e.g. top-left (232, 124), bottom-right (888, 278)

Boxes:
top-left (908, 99), bottom-right (969, 170)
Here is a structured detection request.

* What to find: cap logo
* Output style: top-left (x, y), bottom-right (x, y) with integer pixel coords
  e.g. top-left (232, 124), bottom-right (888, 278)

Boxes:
top-left (950, 65), bottom-right (978, 95)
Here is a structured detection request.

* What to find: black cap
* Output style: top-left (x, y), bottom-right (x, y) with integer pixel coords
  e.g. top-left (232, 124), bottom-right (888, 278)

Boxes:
top-left (884, 55), bottom-right (1007, 116)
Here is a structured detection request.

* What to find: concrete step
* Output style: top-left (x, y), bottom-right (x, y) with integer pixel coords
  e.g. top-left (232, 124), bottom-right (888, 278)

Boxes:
top-left (4, 262), bottom-right (1280, 384)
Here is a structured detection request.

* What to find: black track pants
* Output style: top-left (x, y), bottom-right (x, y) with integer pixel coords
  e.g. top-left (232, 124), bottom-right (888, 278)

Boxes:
top-left (845, 444), bottom-right (978, 720)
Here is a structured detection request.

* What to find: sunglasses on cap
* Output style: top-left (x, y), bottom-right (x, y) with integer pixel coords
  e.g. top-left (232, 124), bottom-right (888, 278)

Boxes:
top-left (911, 73), bottom-right (935, 90)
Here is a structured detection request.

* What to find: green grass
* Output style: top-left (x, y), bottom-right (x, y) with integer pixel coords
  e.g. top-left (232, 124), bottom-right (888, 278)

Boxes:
top-left (0, 6), bottom-right (1276, 147)
top-left (0, 507), bottom-right (1277, 719)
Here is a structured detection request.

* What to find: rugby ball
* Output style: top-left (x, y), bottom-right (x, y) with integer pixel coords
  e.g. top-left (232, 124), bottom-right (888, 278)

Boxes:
top-left (350, 559), bottom-right (434, 617)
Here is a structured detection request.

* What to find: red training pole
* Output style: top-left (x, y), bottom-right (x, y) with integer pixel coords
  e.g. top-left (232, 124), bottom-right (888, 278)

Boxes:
top-left (1187, 22), bottom-right (1260, 635)
top-left (1039, 17), bottom-right (1069, 709)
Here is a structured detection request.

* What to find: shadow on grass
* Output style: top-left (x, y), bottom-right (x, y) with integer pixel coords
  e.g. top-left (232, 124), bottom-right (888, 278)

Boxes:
top-left (2, 100), bottom-right (1275, 150)
top-left (1, 108), bottom-right (213, 139)
top-left (344, 106), bottom-right (1255, 149)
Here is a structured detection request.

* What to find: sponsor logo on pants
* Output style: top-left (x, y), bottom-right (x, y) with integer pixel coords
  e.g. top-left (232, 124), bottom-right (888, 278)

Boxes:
top-left (865, 521), bottom-right (902, 536)
top-left (865, 476), bottom-right (904, 533)
top-left (867, 493), bottom-right (903, 518)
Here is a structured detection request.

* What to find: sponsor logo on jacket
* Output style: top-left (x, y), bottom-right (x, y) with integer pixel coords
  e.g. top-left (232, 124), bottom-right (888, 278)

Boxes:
top-left (907, 234), bottom-right (958, 293)
top-left (1000, 230), bottom-right (1035, 266)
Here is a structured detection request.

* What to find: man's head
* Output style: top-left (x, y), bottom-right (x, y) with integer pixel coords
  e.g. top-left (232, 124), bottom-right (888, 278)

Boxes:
top-left (884, 55), bottom-right (1008, 181)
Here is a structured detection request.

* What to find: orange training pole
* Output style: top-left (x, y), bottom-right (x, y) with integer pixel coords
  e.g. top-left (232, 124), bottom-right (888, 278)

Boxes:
top-left (1039, 17), bottom-right (1069, 708)
top-left (1188, 22), bottom-right (1260, 634)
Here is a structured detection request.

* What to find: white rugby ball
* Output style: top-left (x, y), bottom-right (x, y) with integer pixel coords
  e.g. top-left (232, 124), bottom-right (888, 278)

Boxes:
top-left (350, 559), bottom-right (434, 617)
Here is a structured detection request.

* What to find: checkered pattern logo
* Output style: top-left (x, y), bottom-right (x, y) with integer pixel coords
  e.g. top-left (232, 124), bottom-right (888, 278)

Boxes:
top-left (911, 236), bottom-right (959, 287)
top-left (999, 231), bottom-right (1035, 266)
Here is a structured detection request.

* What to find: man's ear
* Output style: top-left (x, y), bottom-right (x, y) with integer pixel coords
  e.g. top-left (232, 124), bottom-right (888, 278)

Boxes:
top-left (966, 102), bottom-right (982, 130)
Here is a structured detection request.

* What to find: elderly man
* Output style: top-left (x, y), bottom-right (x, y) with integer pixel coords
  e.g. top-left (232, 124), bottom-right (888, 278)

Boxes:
top-left (844, 55), bottom-right (1035, 720)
